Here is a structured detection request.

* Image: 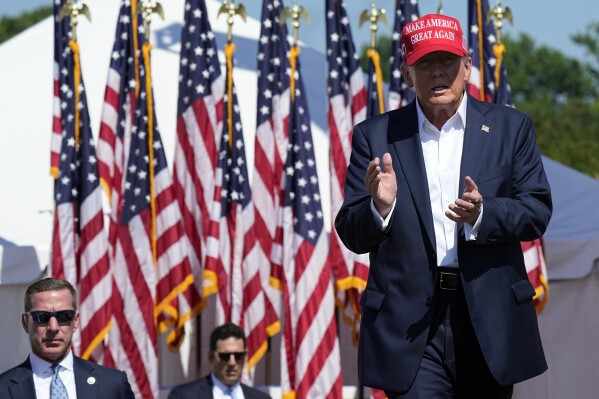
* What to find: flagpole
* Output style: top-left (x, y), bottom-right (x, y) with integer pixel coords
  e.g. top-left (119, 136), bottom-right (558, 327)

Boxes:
top-left (359, 3), bottom-right (387, 116)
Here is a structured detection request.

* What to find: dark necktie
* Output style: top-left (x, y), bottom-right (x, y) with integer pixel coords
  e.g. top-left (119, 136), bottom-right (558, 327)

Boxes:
top-left (50, 364), bottom-right (69, 399)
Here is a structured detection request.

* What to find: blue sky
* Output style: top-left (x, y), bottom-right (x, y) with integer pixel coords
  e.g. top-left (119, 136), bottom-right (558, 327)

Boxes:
top-left (1, 0), bottom-right (596, 61)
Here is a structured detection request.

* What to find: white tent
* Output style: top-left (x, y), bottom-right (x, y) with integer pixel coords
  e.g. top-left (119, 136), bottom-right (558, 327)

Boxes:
top-left (1, 0), bottom-right (598, 397)
top-left (514, 157), bottom-right (599, 398)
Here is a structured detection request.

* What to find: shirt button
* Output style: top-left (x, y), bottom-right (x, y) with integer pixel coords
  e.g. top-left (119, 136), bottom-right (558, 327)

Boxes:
top-left (426, 297), bottom-right (433, 306)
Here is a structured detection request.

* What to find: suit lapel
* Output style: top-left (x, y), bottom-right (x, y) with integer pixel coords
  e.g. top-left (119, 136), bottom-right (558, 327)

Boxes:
top-left (459, 96), bottom-right (492, 234)
top-left (73, 357), bottom-right (97, 399)
top-left (460, 96), bottom-right (490, 188)
top-left (198, 375), bottom-right (214, 398)
top-left (389, 104), bottom-right (436, 250)
top-left (8, 360), bottom-right (36, 399)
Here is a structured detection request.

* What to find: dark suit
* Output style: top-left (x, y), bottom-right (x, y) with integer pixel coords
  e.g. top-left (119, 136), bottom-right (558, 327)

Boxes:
top-left (335, 95), bottom-right (552, 394)
top-left (168, 374), bottom-right (271, 399)
top-left (0, 356), bottom-right (134, 399)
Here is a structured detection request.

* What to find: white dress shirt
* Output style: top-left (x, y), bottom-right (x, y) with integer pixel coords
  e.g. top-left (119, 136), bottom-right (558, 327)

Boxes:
top-left (372, 94), bottom-right (481, 266)
top-left (212, 374), bottom-right (245, 399)
top-left (30, 350), bottom-right (77, 399)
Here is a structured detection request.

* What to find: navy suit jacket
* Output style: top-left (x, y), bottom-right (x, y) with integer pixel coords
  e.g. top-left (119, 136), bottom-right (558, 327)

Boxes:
top-left (335, 95), bottom-right (552, 394)
top-left (0, 355), bottom-right (134, 399)
top-left (168, 375), bottom-right (271, 399)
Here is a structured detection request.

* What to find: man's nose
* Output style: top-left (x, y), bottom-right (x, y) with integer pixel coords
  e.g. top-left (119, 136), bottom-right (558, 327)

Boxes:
top-left (47, 316), bottom-right (60, 331)
top-left (430, 61), bottom-right (444, 75)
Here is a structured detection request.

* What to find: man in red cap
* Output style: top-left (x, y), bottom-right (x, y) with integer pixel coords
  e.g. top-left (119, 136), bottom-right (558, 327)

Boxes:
top-left (336, 13), bottom-right (551, 398)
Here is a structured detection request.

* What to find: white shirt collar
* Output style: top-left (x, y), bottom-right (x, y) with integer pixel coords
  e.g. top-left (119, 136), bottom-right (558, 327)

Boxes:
top-left (30, 350), bottom-right (74, 376)
top-left (211, 373), bottom-right (243, 397)
top-left (415, 92), bottom-right (468, 133)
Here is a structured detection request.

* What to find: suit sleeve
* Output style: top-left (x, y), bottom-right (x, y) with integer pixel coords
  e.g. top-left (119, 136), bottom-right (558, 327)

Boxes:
top-left (475, 114), bottom-right (552, 244)
top-left (335, 122), bottom-right (391, 254)
top-left (167, 387), bottom-right (181, 399)
top-left (121, 370), bottom-right (135, 399)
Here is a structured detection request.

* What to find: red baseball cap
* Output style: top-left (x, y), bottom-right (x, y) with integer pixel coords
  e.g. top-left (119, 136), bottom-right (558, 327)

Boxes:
top-left (401, 14), bottom-right (468, 65)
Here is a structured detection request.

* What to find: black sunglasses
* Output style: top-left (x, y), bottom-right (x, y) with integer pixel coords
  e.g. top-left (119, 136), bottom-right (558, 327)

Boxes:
top-left (216, 351), bottom-right (246, 362)
top-left (27, 310), bottom-right (77, 325)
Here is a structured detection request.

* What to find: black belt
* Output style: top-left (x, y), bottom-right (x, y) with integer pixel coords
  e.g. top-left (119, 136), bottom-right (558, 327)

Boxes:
top-left (436, 267), bottom-right (462, 291)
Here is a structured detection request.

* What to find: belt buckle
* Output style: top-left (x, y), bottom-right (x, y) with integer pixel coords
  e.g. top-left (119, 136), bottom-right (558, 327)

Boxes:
top-left (439, 271), bottom-right (458, 291)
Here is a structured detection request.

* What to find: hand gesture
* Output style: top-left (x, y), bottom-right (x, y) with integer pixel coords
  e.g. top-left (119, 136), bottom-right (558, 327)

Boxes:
top-left (445, 176), bottom-right (483, 224)
top-left (364, 152), bottom-right (397, 218)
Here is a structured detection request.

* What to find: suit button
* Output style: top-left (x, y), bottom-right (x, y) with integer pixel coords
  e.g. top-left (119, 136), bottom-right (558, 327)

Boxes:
top-left (426, 297), bottom-right (433, 306)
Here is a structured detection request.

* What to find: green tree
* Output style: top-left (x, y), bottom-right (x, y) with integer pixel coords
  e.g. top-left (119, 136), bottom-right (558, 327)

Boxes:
top-left (572, 22), bottom-right (599, 87)
top-left (503, 33), bottom-right (597, 104)
top-left (503, 32), bottom-right (599, 178)
top-left (0, 6), bottom-right (52, 44)
top-left (358, 35), bottom-right (393, 82)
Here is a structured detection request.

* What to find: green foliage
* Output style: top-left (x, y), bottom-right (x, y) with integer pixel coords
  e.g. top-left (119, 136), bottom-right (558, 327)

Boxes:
top-left (518, 98), bottom-right (599, 179)
top-left (0, 6), bottom-right (53, 44)
top-left (572, 22), bottom-right (599, 87)
top-left (358, 35), bottom-right (393, 82)
top-left (503, 33), bottom-right (598, 103)
top-left (502, 32), bottom-right (599, 178)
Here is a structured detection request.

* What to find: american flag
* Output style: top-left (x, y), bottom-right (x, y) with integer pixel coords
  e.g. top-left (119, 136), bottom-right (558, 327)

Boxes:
top-left (522, 238), bottom-right (549, 312)
top-left (98, 1), bottom-right (198, 397)
top-left (467, 0), bottom-right (513, 105)
top-left (251, 0), bottom-right (291, 352)
top-left (467, 0), bottom-right (548, 312)
top-left (97, 0), bottom-right (138, 213)
top-left (365, 48), bottom-right (385, 117)
top-left (325, 0), bottom-right (368, 346)
top-left (202, 40), bottom-right (273, 376)
top-left (172, 0), bottom-right (224, 312)
top-left (276, 43), bottom-right (343, 398)
top-left (388, 0), bottom-right (419, 110)
top-left (51, 0), bottom-right (69, 179)
top-left (50, 0), bottom-right (112, 362)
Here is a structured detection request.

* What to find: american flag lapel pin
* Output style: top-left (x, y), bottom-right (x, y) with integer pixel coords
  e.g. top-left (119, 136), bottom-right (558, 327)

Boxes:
top-left (481, 124), bottom-right (490, 133)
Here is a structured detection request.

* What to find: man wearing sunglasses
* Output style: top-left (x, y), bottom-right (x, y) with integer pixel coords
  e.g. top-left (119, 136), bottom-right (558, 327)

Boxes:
top-left (0, 277), bottom-right (134, 398)
top-left (168, 323), bottom-right (270, 399)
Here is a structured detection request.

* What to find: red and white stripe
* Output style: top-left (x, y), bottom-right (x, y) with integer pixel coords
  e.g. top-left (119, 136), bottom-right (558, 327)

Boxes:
top-left (98, 67), bottom-right (130, 202)
top-left (172, 76), bottom-right (224, 294)
top-left (98, 7), bottom-right (199, 396)
top-left (50, 61), bottom-right (63, 178)
top-left (327, 52), bottom-right (369, 343)
top-left (51, 186), bottom-right (112, 361)
top-left (106, 165), bottom-right (197, 399)
top-left (50, 1), bottom-right (112, 361)
top-left (251, 88), bottom-right (289, 339)
top-left (204, 185), bottom-right (273, 374)
top-left (277, 208), bottom-right (343, 398)
top-left (106, 203), bottom-right (159, 399)
top-left (522, 238), bottom-right (549, 313)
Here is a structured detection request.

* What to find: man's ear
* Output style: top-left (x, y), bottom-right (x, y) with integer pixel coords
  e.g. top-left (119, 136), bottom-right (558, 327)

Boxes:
top-left (22, 314), bottom-right (29, 333)
top-left (463, 56), bottom-right (473, 82)
top-left (72, 311), bottom-right (80, 331)
top-left (400, 63), bottom-right (414, 89)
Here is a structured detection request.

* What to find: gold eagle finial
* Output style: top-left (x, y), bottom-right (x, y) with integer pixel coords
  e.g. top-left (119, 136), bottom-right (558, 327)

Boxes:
top-left (359, 3), bottom-right (387, 49)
